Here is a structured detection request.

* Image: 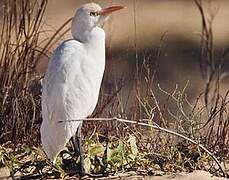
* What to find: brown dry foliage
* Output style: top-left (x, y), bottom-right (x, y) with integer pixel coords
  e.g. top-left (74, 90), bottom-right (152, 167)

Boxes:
top-left (0, 0), bottom-right (228, 178)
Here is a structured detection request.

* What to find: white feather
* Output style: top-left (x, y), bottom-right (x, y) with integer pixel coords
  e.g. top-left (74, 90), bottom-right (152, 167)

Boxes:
top-left (41, 26), bottom-right (105, 161)
top-left (40, 2), bottom-right (123, 163)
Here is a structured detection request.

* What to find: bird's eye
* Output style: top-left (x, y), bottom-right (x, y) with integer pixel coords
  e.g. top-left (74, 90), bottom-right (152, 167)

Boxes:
top-left (90, 12), bottom-right (98, 17)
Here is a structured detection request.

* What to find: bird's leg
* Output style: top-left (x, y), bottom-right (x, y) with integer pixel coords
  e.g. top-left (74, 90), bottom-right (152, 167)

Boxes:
top-left (72, 122), bottom-right (85, 176)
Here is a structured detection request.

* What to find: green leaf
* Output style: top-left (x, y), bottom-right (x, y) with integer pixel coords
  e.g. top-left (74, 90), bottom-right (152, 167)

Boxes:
top-left (107, 140), bottom-right (125, 168)
top-left (89, 143), bottom-right (105, 157)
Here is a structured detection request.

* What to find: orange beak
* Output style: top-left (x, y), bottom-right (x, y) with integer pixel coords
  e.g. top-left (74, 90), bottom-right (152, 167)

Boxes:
top-left (97, 5), bottom-right (125, 16)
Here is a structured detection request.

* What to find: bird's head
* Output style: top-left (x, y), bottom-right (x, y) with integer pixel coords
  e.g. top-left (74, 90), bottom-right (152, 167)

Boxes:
top-left (71, 3), bottom-right (124, 41)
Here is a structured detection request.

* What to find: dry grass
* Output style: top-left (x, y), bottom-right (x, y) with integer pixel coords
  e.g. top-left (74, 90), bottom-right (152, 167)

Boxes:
top-left (0, 0), bottom-right (228, 179)
top-left (0, 0), bottom-right (48, 144)
top-left (0, 0), bottom-right (71, 145)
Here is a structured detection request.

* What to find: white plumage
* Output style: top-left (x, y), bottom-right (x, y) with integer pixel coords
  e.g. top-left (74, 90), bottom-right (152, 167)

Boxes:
top-left (40, 3), bottom-right (124, 163)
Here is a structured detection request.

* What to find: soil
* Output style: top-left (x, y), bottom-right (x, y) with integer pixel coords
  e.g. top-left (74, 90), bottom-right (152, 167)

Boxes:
top-left (0, 168), bottom-right (228, 180)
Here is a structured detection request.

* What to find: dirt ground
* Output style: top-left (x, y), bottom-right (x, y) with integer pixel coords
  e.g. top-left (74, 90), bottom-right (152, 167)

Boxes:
top-left (0, 167), bottom-right (9, 180)
top-left (0, 168), bottom-right (228, 180)
top-left (104, 171), bottom-right (228, 180)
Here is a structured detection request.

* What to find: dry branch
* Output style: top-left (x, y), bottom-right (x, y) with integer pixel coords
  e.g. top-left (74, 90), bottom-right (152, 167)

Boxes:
top-left (59, 117), bottom-right (226, 177)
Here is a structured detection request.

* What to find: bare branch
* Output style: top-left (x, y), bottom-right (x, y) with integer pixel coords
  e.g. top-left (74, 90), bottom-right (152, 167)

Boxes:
top-left (59, 117), bottom-right (226, 177)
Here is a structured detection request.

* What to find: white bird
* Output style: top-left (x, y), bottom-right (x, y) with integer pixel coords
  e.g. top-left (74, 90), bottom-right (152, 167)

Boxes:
top-left (40, 3), bottom-right (124, 174)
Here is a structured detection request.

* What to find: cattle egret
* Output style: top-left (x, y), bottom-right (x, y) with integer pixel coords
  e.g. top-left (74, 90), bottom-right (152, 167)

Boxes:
top-left (40, 3), bottom-right (124, 174)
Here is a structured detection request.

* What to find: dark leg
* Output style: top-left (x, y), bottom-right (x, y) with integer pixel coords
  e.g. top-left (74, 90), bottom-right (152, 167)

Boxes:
top-left (72, 122), bottom-right (85, 176)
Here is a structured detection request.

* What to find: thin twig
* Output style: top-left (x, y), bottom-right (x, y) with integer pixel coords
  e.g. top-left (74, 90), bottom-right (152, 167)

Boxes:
top-left (59, 117), bottom-right (226, 177)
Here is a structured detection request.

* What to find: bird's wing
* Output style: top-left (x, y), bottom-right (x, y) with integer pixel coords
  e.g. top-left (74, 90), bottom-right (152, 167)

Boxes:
top-left (41, 40), bottom-right (86, 161)
top-left (42, 40), bottom-right (86, 121)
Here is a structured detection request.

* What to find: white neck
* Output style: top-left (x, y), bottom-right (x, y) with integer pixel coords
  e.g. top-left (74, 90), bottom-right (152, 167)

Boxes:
top-left (84, 27), bottom-right (105, 59)
top-left (72, 27), bottom-right (92, 42)
top-left (71, 17), bottom-right (98, 43)
top-left (73, 26), bottom-right (105, 45)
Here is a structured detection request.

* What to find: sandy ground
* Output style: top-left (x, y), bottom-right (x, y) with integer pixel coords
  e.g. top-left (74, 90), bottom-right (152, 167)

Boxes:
top-left (146, 171), bottom-right (227, 180)
top-left (0, 168), bottom-right (228, 180)
top-left (0, 167), bottom-right (9, 180)
top-left (123, 171), bottom-right (228, 180)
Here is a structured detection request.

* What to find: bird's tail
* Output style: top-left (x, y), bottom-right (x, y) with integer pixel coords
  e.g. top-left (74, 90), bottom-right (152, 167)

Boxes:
top-left (40, 119), bottom-right (81, 163)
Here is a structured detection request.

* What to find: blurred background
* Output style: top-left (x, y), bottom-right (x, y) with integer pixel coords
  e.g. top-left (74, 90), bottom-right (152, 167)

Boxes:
top-left (37, 0), bottom-right (229, 100)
